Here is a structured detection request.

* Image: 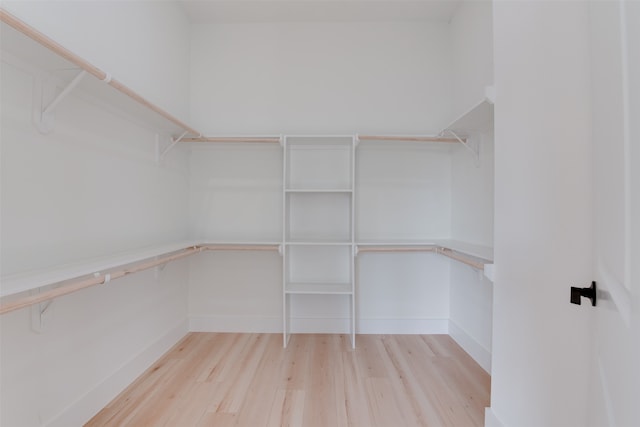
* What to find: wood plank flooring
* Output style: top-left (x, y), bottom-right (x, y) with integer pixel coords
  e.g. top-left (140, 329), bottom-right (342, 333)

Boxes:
top-left (86, 333), bottom-right (490, 427)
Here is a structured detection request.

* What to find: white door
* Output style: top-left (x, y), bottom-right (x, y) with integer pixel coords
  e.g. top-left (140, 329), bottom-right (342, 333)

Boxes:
top-left (491, 1), bottom-right (639, 426)
top-left (589, 1), bottom-right (640, 426)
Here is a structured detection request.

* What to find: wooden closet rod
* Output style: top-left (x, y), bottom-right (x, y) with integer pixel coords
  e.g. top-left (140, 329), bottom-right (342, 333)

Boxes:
top-left (357, 135), bottom-right (465, 143)
top-left (357, 246), bottom-right (486, 270)
top-left (437, 248), bottom-right (485, 270)
top-left (357, 246), bottom-right (436, 253)
top-left (181, 137), bottom-right (281, 144)
top-left (0, 9), bottom-right (201, 137)
top-left (201, 244), bottom-right (280, 251)
top-left (0, 247), bottom-right (201, 315)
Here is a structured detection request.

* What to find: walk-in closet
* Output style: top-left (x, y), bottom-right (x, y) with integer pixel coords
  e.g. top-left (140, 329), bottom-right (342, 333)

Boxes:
top-left (2, 1), bottom-right (637, 427)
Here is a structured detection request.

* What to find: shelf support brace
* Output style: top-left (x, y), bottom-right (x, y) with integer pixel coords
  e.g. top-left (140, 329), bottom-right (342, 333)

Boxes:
top-left (441, 129), bottom-right (480, 167)
top-left (159, 130), bottom-right (189, 162)
top-left (35, 70), bottom-right (87, 134)
top-left (30, 289), bottom-right (54, 334)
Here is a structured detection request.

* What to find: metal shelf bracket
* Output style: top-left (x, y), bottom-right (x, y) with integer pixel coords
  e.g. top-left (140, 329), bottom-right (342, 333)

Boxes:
top-left (158, 130), bottom-right (190, 163)
top-left (441, 129), bottom-right (480, 167)
top-left (34, 70), bottom-right (87, 134)
top-left (30, 289), bottom-right (54, 334)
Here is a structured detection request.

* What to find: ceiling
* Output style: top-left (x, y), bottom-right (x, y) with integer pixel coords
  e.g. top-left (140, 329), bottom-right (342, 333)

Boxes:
top-left (180, 0), bottom-right (462, 23)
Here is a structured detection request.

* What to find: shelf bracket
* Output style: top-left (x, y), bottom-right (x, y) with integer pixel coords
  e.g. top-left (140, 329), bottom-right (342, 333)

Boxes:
top-left (34, 70), bottom-right (87, 134)
top-left (30, 289), bottom-right (54, 334)
top-left (441, 129), bottom-right (480, 167)
top-left (158, 130), bottom-right (189, 163)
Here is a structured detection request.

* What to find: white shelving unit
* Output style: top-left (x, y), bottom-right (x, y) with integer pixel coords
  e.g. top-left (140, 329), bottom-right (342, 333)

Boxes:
top-left (282, 136), bottom-right (356, 348)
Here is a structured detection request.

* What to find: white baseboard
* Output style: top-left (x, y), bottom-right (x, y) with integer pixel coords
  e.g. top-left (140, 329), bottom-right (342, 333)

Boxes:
top-left (291, 317), bottom-right (351, 333)
top-left (358, 318), bottom-right (449, 334)
top-left (484, 407), bottom-right (505, 427)
top-left (47, 319), bottom-right (189, 427)
top-left (189, 315), bottom-right (448, 335)
top-left (448, 320), bottom-right (492, 373)
top-left (190, 315), bottom-right (282, 333)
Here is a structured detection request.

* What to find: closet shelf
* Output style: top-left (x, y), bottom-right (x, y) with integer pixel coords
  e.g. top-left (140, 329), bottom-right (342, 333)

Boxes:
top-left (0, 242), bottom-right (202, 315)
top-left (285, 241), bottom-right (352, 246)
top-left (0, 241), bottom-right (199, 299)
top-left (285, 189), bottom-right (353, 194)
top-left (440, 94), bottom-right (494, 136)
top-left (356, 239), bottom-right (493, 273)
top-left (200, 240), bottom-right (282, 247)
top-left (285, 282), bottom-right (352, 295)
top-left (356, 135), bottom-right (464, 143)
top-left (432, 239), bottom-right (493, 262)
top-left (0, 241), bottom-right (287, 315)
top-left (357, 245), bottom-right (436, 253)
top-left (0, 9), bottom-right (201, 138)
top-left (200, 243), bottom-right (280, 252)
top-left (182, 136), bottom-right (281, 144)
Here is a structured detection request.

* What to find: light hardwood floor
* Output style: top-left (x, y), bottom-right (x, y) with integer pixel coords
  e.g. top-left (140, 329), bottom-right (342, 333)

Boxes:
top-left (86, 333), bottom-right (490, 427)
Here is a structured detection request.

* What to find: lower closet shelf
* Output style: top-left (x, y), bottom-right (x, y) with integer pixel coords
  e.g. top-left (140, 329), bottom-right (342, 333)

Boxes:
top-left (285, 282), bottom-right (353, 294)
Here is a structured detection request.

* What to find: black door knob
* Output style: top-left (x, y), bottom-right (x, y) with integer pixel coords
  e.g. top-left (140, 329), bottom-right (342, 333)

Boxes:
top-left (570, 281), bottom-right (597, 306)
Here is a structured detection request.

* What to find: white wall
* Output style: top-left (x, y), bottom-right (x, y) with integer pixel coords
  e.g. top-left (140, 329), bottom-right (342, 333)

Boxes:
top-left (449, 0), bottom-right (493, 120)
top-left (189, 144), bottom-right (282, 242)
top-left (491, 1), bottom-right (593, 426)
top-left (187, 144), bottom-right (283, 332)
top-left (189, 21), bottom-right (452, 134)
top-left (449, 133), bottom-right (494, 373)
top-left (356, 143), bottom-right (452, 241)
top-left (448, 0), bottom-right (495, 374)
top-left (0, 48), bottom-right (190, 426)
top-left (189, 251), bottom-right (282, 332)
top-left (356, 142), bottom-right (452, 333)
top-left (1, 0), bottom-right (192, 120)
top-left (187, 20), bottom-right (455, 334)
top-left (450, 133), bottom-right (494, 246)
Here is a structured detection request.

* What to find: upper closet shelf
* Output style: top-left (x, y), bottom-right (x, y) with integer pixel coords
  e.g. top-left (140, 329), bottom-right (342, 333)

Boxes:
top-left (436, 88), bottom-right (494, 166)
top-left (0, 9), bottom-right (201, 138)
top-left (182, 136), bottom-right (282, 144)
top-left (440, 87), bottom-right (495, 136)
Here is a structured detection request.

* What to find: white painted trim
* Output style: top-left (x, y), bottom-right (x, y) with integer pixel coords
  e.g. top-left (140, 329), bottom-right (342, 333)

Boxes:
top-left (190, 315), bottom-right (448, 335)
top-left (358, 318), bottom-right (449, 334)
top-left (46, 319), bottom-right (189, 427)
top-left (484, 407), bottom-right (505, 427)
top-left (190, 315), bottom-right (282, 333)
top-left (291, 317), bottom-right (352, 334)
top-left (449, 320), bottom-right (492, 373)
top-left (596, 352), bottom-right (617, 427)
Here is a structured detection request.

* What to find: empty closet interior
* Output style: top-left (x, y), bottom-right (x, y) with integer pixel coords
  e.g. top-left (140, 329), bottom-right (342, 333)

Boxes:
top-left (0, 2), bottom-right (494, 426)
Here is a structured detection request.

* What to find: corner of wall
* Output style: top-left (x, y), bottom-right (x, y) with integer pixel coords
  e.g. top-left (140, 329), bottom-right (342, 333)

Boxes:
top-left (46, 319), bottom-right (189, 427)
top-left (484, 407), bottom-right (505, 427)
top-left (449, 320), bottom-right (492, 373)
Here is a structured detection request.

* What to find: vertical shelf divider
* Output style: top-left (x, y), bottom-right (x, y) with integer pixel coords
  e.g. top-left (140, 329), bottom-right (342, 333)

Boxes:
top-left (282, 135), bottom-right (356, 348)
top-left (350, 134), bottom-right (356, 348)
top-left (282, 135), bottom-right (289, 347)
